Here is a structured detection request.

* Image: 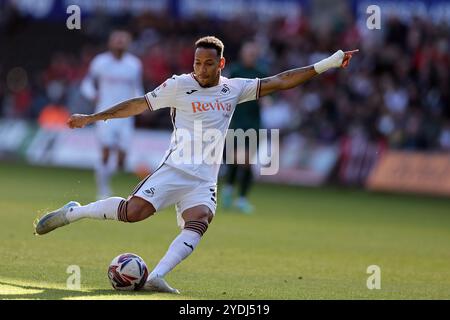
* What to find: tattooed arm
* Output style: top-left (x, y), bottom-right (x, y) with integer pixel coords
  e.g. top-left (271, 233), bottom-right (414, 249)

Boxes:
top-left (259, 66), bottom-right (318, 97)
top-left (67, 97), bottom-right (148, 129)
top-left (259, 49), bottom-right (358, 97)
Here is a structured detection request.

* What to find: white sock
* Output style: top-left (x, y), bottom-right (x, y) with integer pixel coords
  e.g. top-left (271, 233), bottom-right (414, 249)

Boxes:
top-left (149, 230), bottom-right (201, 278)
top-left (96, 162), bottom-right (113, 198)
top-left (66, 197), bottom-right (124, 222)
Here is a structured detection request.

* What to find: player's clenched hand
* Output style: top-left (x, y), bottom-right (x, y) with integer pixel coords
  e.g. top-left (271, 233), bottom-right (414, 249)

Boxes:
top-left (67, 114), bottom-right (93, 129)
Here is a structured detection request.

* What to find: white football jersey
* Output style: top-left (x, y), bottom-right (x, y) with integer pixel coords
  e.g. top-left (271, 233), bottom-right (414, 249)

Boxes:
top-left (144, 73), bottom-right (261, 183)
top-left (81, 52), bottom-right (144, 112)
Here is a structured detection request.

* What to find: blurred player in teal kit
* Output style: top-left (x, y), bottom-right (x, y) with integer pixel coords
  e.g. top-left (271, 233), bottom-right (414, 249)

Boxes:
top-left (222, 42), bottom-right (266, 214)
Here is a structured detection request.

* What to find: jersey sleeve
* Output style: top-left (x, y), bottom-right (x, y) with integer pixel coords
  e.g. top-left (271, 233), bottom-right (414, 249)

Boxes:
top-left (144, 76), bottom-right (178, 111)
top-left (236, 78), bottom-right (261, 104)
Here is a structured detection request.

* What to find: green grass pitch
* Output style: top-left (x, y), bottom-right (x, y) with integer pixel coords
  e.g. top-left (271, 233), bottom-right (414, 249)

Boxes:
top-left (0, 162), bottom-right (449, 300)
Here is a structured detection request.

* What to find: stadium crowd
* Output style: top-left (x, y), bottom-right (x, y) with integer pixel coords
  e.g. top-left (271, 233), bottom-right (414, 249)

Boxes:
top-left (1, 6), bottom-right (449, 180)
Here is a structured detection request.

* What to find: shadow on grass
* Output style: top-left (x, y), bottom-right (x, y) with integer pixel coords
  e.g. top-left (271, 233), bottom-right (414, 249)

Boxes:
top-left (0, 280), bottom-right (160, 300)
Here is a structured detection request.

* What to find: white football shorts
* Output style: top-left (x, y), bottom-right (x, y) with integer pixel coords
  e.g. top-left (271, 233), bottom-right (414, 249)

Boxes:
top-left (131, 164), bottom-right (217, 228)
top-left (96, 118), bottom-right (133, 151)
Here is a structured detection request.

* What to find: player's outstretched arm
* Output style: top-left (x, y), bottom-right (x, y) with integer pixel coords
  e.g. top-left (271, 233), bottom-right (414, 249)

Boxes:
top-left (67, 96), bottom-right (148, 129)
top-left (259, 49), bottom-right (358, 97)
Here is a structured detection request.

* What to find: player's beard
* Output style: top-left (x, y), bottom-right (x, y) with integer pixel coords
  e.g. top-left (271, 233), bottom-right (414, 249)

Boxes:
top-left (199, 71), bottom-right (221, 88)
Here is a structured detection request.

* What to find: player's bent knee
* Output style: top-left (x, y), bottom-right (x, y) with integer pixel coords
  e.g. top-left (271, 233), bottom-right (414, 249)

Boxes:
top-left (183, 207), bottom-right (212, 223)
top-left (119, 196), bottom-right (155, 223)
top-left (182, 206), bottom-right (213, 236)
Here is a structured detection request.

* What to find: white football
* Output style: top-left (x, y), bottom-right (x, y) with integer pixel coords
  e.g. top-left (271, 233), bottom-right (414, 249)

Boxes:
top-left (107, 253), bottom-right (148, 291)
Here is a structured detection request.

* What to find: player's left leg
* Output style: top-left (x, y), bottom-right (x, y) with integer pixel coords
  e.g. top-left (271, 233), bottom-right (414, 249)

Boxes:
top-left (149, 205), bottom-right (213, 277)
top-left (144, 205), bottom-right (213, 294)
top-left (34, 163), bottom-right (178, 235)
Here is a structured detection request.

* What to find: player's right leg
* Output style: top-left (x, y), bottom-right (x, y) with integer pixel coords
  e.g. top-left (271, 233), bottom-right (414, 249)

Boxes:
top-left (34, 196), bottom-right (156, 235)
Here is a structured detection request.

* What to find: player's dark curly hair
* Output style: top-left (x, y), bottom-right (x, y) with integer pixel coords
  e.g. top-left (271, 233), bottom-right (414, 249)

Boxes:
top-left (195, 36), bottom-right (224, 58)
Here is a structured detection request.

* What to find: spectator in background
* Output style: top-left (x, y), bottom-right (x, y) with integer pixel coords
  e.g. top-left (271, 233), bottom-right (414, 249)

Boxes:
top-left (222, 41), bottom-right (266, 213)
top-left (38, 103), bottom-right (70, 130)
top-left (38, 79), bottom-right (69, 130)
top-left (439, 122), bottom-right (450, 151)
top-left (1, 7), bottom-right (449, 188)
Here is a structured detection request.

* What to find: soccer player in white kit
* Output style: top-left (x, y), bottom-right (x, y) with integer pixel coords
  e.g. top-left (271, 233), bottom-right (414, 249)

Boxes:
top-left (35, 36), bottom-right (357, 294)
top-left (80, 30), bottom-right (144, 199)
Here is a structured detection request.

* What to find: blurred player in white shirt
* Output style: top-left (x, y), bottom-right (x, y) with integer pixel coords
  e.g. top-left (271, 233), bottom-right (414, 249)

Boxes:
top-left (80, 30), bottom-right (144, 199)
top-left (36, 36), bottom-right (357, 294)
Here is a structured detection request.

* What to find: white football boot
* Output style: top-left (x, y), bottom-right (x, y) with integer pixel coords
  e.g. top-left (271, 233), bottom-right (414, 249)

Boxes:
top-left (34, 201), bottom-right (81, 235)
top-left (142, 275), bottom-right (180, 294)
